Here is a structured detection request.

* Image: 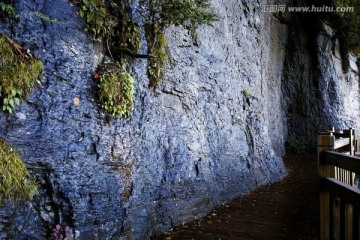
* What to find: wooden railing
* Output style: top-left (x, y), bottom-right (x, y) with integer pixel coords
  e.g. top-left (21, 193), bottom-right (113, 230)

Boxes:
top-left (318, 128), bottom-right (360, 240)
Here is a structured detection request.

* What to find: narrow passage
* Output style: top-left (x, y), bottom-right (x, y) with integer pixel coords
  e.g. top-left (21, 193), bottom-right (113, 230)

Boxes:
top-left (153, 155), bottom-right (319, 240)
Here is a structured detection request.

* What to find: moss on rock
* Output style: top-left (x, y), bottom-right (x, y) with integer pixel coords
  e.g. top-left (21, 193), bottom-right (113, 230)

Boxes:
top-left (97, 65), bottom-right (135, 118)
top-left (0, 34), bottom-right (43, 113)
top-left (0, 139), bottom-right (37, 203)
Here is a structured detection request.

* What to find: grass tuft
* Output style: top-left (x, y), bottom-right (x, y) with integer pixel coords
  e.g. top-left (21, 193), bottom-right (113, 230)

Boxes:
top-left (0, 139), bottom-right (37, 203)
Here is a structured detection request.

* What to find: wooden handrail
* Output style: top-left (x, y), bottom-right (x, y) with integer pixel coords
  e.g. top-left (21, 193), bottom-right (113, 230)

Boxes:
top-left (317, 128), bottom-right (359, 240)
top-left (320, 177), bottom-right (360, 206)
top-left (320, 151), bottom-right (360, 173)
top-left (334, 138), bottom-right (351, 150)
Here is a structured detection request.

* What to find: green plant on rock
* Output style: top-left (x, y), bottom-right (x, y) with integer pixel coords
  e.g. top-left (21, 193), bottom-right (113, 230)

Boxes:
top-left (97, 64), bottom-right (134, 118)
top-left (76, 0), bottom-right (142, 55)
top-left (145, 26), bottom-right (168, 87)
top-left (140, 0), bottom-right (217, 87)
top-left (2, 87), bottom-right (21, 113)
top-left (0, 34), bottom-right (43, 113)
top-left (35, 11), bottom-right (62, 24)
top-left (117, 18), bottom-right (142, 55)
top-left (78, 0), bottom-right (117, 41)
top-left (74, 0), bottom-right (216, 86)
top-left (241, 89), bottom-right (251, 97)
top-left (139, 0), bottom-right (217, 31)
top-left (0, 139), bottom-right (37, 203)
top-left (332, 0), bottom-right (360, 71)
top-left (74, 0), bottom-right (216, 117)
top-left (0, 0), bottom-right (15, 17)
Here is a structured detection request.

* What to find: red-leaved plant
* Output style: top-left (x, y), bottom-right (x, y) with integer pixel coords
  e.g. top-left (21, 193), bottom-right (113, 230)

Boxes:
top-left (49, 224), bottom-right (72, 240)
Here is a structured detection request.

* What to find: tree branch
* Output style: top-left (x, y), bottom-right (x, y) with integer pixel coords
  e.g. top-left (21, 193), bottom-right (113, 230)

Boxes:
top-left (111, 46), bottom-right (155, 59)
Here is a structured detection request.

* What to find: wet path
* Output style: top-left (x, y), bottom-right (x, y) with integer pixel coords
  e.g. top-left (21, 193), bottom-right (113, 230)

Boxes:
top-left (152, 155), bottom-right (319, 240)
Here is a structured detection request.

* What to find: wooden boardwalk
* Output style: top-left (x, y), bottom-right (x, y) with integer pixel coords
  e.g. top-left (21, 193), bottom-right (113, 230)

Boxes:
top-left (152, 155), bottom-right (319, 240)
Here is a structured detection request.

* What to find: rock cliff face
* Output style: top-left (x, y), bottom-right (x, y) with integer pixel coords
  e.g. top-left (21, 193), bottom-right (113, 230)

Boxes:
top-left (0, 0), bottom-right (358, 239)
top-left (282, 12), bottom-right (360, 151)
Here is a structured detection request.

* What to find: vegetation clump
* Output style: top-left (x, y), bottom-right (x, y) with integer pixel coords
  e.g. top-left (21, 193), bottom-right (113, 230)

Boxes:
top-left (0, 0), bottom-right (15, 18)
top-left (77, 0), bottom-right (142, 54)
top-left (78, 0), bottom-right (117, 41)
top-left (140, 0), bottom-right (217, 86)
top-left (145, 27), bottom-right (168, 87)
top-left (0, 139), bottom-right (37, 203)
top-left (74, 0), bottom-right (216, 117)
top-left (331, 0), bottom-right (360, 71)
top-left (0, 34), bottom-right (43, 113)
top-left (241, 89), bottom-right (251, 97)
top-left (333, 0), bottom-right (360, 55)
top-left (96, 64), bottom-right (135, 118)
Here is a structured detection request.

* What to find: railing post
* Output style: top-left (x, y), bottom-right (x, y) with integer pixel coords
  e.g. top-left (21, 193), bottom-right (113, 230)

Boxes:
top-left (343, 128), bottom-right (356, 239)
top-left (350, 129), bottom-right (354, 156)
top-left (355, 132), bottom-right (360, 155)
top-left (318, 132), bottom-right (335, 240)
top-left (343, 128), bottom-right (355, 156)
top-left (318, 132), bottom-right (335, 177)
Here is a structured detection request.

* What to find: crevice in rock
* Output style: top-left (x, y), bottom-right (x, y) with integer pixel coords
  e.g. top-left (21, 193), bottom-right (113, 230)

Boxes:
top-left (29, 162), bottom-right (74, 237)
